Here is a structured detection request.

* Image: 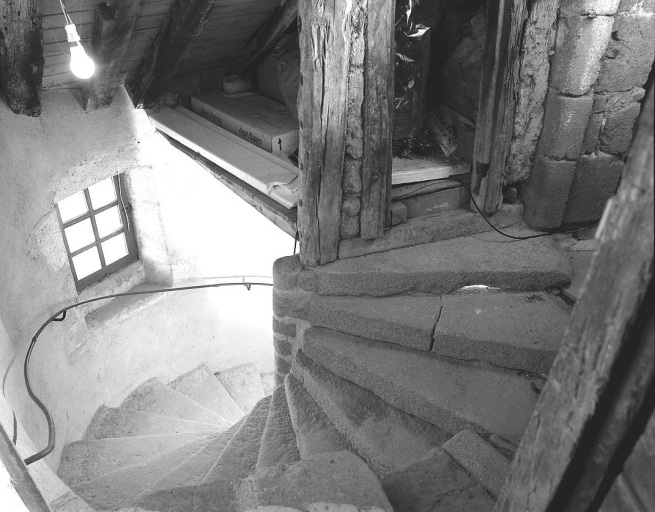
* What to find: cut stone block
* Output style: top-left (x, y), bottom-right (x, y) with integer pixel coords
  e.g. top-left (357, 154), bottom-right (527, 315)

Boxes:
top-left (381, 448), bottom-right (494, 512)
top-left (257, 386), bottom-right (301, 470)
top-left (84, 406), bottom-right (222, 440)
top-left (285, 374), bottom-right (353, 458)
top-left (304, 328), bottom-right (538, 444)
top-left (169, 365), bottom-right (245, 422)
top-left (599, 88), bottom-right (646, 154)
top-left (121, 378), bottom-right (232, 427)
top-left (216, 363), bottom-right (266, 413)
top-left (293, 351), bottom-right (448, 478)
top-left (538, 90), bottom-right (593, 160)
top-left (442, 430), bottom-right (511, 498)
top-left (305, 294), bottom-right (441, 351)
top-left (433, 290), bottom-right (569, 375)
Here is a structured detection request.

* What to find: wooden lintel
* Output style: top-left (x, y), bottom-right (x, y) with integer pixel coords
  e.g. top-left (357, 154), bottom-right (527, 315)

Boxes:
top-left (226, 0), bottom-right (298, 76)
top-left (83, 1), bottom-right (142, 111)
top-left (0, 0), bottom-right (44, 116)
top-left (127, 0), bottom-right (215, 108)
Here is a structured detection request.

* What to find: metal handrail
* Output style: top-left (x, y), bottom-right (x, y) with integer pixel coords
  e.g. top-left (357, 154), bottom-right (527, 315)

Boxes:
top-left (23, 278), bottom-right (273, 465)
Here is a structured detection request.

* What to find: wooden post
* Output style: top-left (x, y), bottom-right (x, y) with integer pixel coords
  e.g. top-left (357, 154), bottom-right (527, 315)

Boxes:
top-left (495, 86), bottom-right (654, 512)
top-left (83, 1), bottom-right (141, 111)
top-left (127, 0), bottom-right (215, 108)
top-left (471, 0), bottom-right (528, 213)
top-left (0, 0), bottom-right (44, 116)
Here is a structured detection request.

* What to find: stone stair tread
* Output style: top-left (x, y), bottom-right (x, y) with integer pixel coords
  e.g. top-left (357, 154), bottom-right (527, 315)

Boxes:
top-left (168, 365), bottom-right (244, 422)
top-left (433, 290), bottom-right (570, 375)
top-left (284, 373), bottom-right (353, 459)
top-left (121, 377), bottom-right (232, 427)
top-left (193, 395), bottom-right (272, 512)
top-left (216, 363), bottom-right (266, 413)
top-left (381, 447), bottom-right (494, 512)
top-left (293, 351), bottom-right (449, 477)
top-left (304, 327), bottom-right (538, 444)
top-left (306, 294), bottom-right (441, 351)
top-left (58, 431), bottom-right (213, 487)
top-left (133, 418), bottom-right (246, 511)
top-left (71, 434), bottom-right (215, 510)
top-left (442, 430), bottom-right (511, 498)
top-left (84, 406), bottom-right (224, 440)
top-left (256, 386), bottom-right (300, 470)
top-left (275, 229), bottom-right (571, 297)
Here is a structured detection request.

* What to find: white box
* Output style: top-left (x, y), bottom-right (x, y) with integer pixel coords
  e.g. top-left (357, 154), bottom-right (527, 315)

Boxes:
top-left (191, 92), bottom-right (299, 156)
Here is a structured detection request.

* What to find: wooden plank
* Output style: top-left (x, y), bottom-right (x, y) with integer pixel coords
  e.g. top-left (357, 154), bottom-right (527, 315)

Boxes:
top-left (297, 0), bottom-right (352, 266)
top-left (391, 156), bottom-right (469, 185)
top-left (0, 0), bottom-right (44, 115)
top-left (83, 1), bottom-right (142, 110)
top-left (621, 404), bottom-right (655, 511)
top-left (494, 86), bottom-right (654, 512)
top-left (360, 0), bottom-right (393, 238)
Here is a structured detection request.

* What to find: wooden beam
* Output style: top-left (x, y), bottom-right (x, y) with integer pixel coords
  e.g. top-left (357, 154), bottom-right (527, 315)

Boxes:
top-left (83, 1), bottom-right (141, 111)
top-left (495, 86), bottom-right (654, 512)
top-left (226, 0), bottom-right (298, 76)
top-left (127, 0), bottom-right (215, 108)
top-left (0, 0), bottom-right (43, 116)
top-left (471, 0), bottom-right (528, 213)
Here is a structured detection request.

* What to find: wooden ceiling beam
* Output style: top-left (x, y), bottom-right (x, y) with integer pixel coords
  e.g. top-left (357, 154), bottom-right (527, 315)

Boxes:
top-left (0, 0), bottom-right (44, 116)
top-left (127, 0), bottom-right (215, 108)
top-left (83, 1), bottom-right (142, 111)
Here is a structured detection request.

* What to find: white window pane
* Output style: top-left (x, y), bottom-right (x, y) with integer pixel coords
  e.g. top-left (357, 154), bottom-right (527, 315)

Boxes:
top-left (64, 218), bottom-right (95, 252)
top-left (88, 177), bottom-right (117, 210)
top-left (102, 234), bottom-right (128, 265)
top-left (72, 247), bottom-right (102, 279)
top-left (95, 206), bottom-right (123, 238)
top-left (58, 191), bottom-right (88, 222)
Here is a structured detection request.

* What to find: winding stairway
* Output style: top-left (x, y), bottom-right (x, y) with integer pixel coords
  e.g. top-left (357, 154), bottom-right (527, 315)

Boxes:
top-left (54, 228), bottom-right (574, 512)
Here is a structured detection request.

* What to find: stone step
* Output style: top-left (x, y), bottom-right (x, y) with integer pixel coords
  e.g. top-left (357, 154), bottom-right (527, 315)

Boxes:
top-left (72, 434), bottom-right (214, 510)
top-left (293, 350), bottom-right (449, 478)
top-left (442, 430), bottom-right (511, 499)
top-left (304, 327), bottom-right (538, 444)
top-left (169, 365), bottom-right (244, 423)
top-left (133, 419), bottom-right (246, 512)
top-left (274, 229), bottom-right (572, 297)
top-left (58, 432), bottom-right (212, 487)
top-left (284, 374), bottom-right (353, 459)
top-left (216, 363), bottom-right (266, 413)
top-left (433, 290), bottom-right (570, 375)
top-left (381, 448), bottom-right (494, 512)
top-left (84, 406), bottom-right (223, 440)
top-left (256, 386), bottom-right (300, 470)
top-left (121, 378), bottom-right (232, 427)
top-left (193, 395), bottom-right (272, 512)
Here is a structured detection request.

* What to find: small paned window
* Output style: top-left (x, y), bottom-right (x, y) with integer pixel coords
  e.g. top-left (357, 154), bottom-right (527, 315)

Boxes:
top-left (56, 175), bottom-right (138, 291)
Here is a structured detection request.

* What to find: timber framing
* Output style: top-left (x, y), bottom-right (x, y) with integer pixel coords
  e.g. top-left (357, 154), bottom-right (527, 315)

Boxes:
top-left (0, 0), bottom-right (44, 116)
top-left (127, 0), bottom-right (215, 108)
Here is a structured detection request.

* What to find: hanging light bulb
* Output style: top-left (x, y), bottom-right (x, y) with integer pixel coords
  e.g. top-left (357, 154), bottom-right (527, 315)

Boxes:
top-left (65, 24), bottom-right (95, 79)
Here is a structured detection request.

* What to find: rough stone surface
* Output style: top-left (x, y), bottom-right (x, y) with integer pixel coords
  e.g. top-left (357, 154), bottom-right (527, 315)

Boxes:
top-left (583, 93), bottom-right (606, 153)
top-left (381, 448), bottom-right (494, 512)
top-left (433, 290), bottom-right (569, 375)
top-left (442, 430), bottom-right (511, 498)
top-left (538, 90), bottom-right (593, 160)
top-left (560, 0), bottom-right (621, 16)
top-left (293, 351), bottom-right (449, 478)
top-left (276, 354), bottom-right (292, 376)
top-left (273, 317), bottom-right (297, 338)
top-left (520, 156), bottom-right (577, 229)
top-left (238, 451), bottom-right (393, 512)
top-left (285, 374), bottom-right (353, 458)
top-left (619, 0), bottom-right (655, 11)
top-left (257, 387), bottom-right (301, 470)
top-left (597, 13), bottom-right (655, 93)
top-left (304, 328), bottom-right (538, 444)
top-left (550, 15), bottom-right (615, 95)
top-left (563, 152), bottom-right (624, 223)
top-left (305, 294), bottom-right (441, 351)
top-left (216, 363), bottom-right (266, 413)
top-left (169, 365), bottom-right (245, 422)
top-left (599, 88), bottom-right (646, 154)
top-left (274, 336), bottom-right (294, 358)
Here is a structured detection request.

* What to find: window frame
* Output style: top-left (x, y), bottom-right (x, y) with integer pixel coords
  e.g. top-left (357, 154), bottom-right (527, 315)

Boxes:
top-left (56, 175), bottom-right (138, 291)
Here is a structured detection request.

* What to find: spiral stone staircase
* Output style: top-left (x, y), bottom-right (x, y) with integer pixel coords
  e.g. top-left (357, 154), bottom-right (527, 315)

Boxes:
top-left (53, 228), bottom-right (575, 512)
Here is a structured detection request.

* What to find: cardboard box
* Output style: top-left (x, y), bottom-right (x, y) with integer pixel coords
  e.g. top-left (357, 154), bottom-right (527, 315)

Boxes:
top-left (191, 92), bottom-right (299, 156)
